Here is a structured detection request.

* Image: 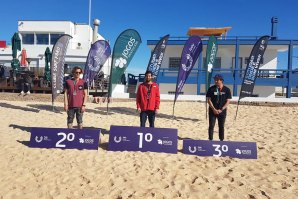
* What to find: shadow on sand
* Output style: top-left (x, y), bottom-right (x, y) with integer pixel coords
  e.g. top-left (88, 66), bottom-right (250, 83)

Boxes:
top-left (9, 124), bottom-right (32, 132)
top-left (0, 102), bottom-right (39, 113)
top-left (27, 104), bottom-right (63, 113)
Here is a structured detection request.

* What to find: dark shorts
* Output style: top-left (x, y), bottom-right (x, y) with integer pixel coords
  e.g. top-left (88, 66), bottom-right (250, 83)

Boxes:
top-left (67, 107), bottom-right (83, 125)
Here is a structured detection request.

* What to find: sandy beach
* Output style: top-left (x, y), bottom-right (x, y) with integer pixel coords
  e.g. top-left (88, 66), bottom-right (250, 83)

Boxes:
top-left (0, 94), bottom-right (297, 198)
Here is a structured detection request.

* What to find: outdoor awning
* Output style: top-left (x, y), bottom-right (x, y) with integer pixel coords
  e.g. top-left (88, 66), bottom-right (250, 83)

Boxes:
top-left (187, 27), bottom-right (232, 37)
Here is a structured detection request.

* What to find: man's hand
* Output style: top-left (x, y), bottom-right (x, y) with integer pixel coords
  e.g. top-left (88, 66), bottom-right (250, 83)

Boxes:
top-left (155, 109), bottom-right (159, 114)
top-left (64, 104), bottom-right (68, 112)
top-left (212, 109), bottom-right (218, 115)
top-left (137, 108), bottom-right (141, 113)
top-left (81, 106), bottom-right (86, 113)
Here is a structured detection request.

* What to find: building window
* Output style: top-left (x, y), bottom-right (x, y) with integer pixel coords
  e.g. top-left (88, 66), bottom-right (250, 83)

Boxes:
top-left (245, 57), bottom-right (263, 65)
top-left (203, 57), bottom-right (221, 69)
top-left (50, 34), bottom-right (63, 45)
top-left (169, 57), bottom-right (180, 70)
top-left (36, 34), bottom-right (49, 45)
top-left (21, 34), bottom-right (34, 45)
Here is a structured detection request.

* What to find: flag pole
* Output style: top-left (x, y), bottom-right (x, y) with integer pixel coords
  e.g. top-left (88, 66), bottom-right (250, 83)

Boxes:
top-left (234, 100), bottom-right (240, 121)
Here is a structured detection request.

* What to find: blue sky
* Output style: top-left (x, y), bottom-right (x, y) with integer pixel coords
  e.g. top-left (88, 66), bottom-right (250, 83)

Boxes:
top-left (1, 0), bottom-right (298, 73)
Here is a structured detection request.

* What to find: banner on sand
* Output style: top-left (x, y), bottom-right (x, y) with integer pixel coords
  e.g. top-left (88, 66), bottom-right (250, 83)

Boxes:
top-left (109, 125), bottom-right (178, 154)
top-left (146, 34), bottom-right (169, 79)
top-left (83, 40), bottom-right (111, 86)
top-left (235, 36), bottom-right (269, 119)
top-left (173, 36), bottom-right (202, 115)
top-left (183, 139), bottom-right (257, 159)
top-left (50, 34), bottom-right (72, 104)
top-left (108, 29), bottom-right (141, 97)
top-left (29, 127), bottom-right (100, 150)
top-left (205, 35), bottom-right (218, 92)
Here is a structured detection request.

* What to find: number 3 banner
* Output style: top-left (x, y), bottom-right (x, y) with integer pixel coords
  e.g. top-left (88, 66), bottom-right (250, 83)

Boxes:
top-left (29, 127), bottom-right (100, 150)
top-left (183, 140), bottom-right (257, 159)
top-left (109, 125), bottom-right (178, 154)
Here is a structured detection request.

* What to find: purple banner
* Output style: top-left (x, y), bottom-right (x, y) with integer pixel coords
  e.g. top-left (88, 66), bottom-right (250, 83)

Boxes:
top-left (183, 140), bottom-right (257, 159)
top-left (174, 36), bottom-right (202, 103)
top-left (146, 34), bottom-right (169, 79)
top-left (29, 127), bottom-right (100, 150)
top-left (83, 40), bottom-right (111, 86)
top-left (109, 125), bottom-right (177, 154)
top-left (50, 34), bottom-right (72, 103)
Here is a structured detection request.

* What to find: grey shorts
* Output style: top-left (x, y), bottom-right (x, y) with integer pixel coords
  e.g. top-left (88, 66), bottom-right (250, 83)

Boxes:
top-left (67, 107), bottom-right (83, 125)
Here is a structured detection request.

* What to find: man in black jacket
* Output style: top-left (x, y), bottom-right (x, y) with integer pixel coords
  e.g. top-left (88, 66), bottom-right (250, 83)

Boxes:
top-left (206, 74), bottom-right (232, 141)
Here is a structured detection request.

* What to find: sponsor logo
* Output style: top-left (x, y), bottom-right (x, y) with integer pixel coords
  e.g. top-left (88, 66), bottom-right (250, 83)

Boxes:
top-left (79, 138), bottom-right (84, 143)
top-left (115, 57), bottom-right (127, 68)
top-left (235, 148), bottom-right (252, 155)
top-left (35, 136), bottom-right (43, 143)
top-left (182, 54), bottom-right (193, 71)
top-left (114, 136), bottom-right (122, 143)
top-left (208, 42), bottom-right (217, 66)
top-left (207, 63), bottom-right (213, 73)
top-left (236, 149), bottom-right (241, 154)
top-left (188, 146), bottom-right (197, 153)
top-left (157, 139), bottom-right (173, 146)
top-left (122, 37), bottom-right (137, 59)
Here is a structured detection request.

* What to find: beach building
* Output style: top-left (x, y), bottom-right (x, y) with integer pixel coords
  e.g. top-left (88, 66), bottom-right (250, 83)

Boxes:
top-left (146, 17), bottom-right (298, 98)
top-left (0, 19), bottom-right (110, 77)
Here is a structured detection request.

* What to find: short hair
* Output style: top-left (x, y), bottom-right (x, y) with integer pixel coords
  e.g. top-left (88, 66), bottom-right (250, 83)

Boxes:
top-left (72, 66), bottom-right (82, 74)
top-left (145, 70), bottom-right (153, 76)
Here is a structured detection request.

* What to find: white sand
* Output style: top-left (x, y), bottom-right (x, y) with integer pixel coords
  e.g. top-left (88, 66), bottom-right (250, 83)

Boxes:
top-left (0, 98), bottom-right (297, 198)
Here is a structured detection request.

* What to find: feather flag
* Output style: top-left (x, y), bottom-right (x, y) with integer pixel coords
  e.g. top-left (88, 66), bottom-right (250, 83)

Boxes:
top-left (146, 34), bottom-right (169, 80)
top-left (173, 36), bottom-right (202, 116)
top-left (83, 40), bottom-right (111, 86)
top-left (51, 34), bottom-right (72, 108)
top-left (235, 36), bottom-right (270, 120)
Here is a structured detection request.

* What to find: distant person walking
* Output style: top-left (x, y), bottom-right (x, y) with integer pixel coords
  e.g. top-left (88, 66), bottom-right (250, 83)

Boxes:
top-left (206, 74), bottom-right (231, 141)
top-left (64, 66), bottom-right (88, 129)
top-left (136, 70), bottom-right (160, 127)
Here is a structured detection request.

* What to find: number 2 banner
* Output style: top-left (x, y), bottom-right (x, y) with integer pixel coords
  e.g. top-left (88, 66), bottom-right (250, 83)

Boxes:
top-left (29, 127), bottom-right (100, 150)
top-left (183, 140), bottom-right (257, 159)
top-left (109, 125), bottom-right (178, 154)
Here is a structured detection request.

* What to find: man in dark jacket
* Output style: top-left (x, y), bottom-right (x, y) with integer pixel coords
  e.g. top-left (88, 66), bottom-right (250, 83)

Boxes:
top-left (136, 70), bottom-right (160, 127)
top-left (206, 74), bottom-right (231, 141)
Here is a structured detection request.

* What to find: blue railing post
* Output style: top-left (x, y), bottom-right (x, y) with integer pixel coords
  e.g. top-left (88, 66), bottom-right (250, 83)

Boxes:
top-left (233, 37), bottom-right (240, 96)
top-left (286, 41), bottom-right (293, 98)
top-left (197, 52), bottom-right (203, 95)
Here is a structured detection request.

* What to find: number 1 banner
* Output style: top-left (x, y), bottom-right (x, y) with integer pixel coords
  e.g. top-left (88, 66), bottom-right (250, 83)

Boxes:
top-left (183, 140), bottom-right (257, 159)
top-left (29, 127), bottom-right (100, 150)
top-left (109, 125), bottom-right (178, 154)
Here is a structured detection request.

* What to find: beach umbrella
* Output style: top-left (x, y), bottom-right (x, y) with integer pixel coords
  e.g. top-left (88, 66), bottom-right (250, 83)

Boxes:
top-left (44, 47), bottom-right (52, 82)
top-left (20, 48), bottom-right (28, 67)
top-left (11, 32), bottom-right (21, 70)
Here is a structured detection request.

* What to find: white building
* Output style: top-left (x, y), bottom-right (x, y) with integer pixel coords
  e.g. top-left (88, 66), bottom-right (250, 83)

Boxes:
top-left (147, 25), bottom-right (298, 99)
top-left (0, 20), bottom-right (110, 76)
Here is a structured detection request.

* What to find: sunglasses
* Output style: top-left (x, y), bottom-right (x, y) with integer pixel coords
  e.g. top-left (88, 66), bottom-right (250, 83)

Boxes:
top-left (74, 71), bottom-right (81, 74)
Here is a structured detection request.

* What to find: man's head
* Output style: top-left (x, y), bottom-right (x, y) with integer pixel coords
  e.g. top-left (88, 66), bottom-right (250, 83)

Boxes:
top-left (72, 66), bottom-right (83, 78)
top-left (213, 74), bottom-right (224, 87)
top-left (145, 70), bottom-right (153, 83)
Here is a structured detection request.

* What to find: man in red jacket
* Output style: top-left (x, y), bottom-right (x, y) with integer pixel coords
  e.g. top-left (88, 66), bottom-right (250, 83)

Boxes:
top-left (136, 70), bottom-right (160, 127)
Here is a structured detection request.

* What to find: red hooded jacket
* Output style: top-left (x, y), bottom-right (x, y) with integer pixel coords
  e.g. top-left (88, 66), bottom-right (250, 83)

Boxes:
top-left (136, 82), bottom-right (160, 111)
